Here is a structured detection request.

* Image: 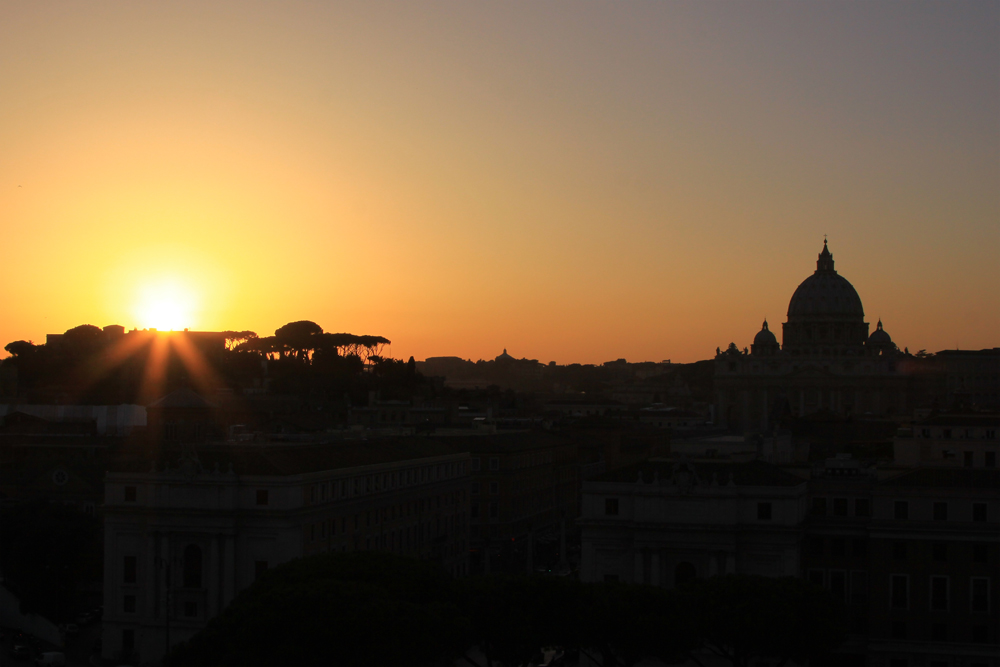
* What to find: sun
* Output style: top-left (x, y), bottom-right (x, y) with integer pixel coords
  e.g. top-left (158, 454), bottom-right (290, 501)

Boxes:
top-left (134, 279), bottom-right (198, 331)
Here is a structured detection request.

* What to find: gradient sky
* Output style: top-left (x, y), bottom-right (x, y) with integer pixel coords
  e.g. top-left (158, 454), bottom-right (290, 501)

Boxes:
top-left (1, 1), bottom-right (997, 364)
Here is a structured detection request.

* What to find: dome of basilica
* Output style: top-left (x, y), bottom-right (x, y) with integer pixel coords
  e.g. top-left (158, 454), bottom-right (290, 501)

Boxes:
top-left (787, 241), bottom-right (864, 320)
top-left (868, 320), bottom-right (892, 345)
top-left (753, 320), bottom-right (778, 347)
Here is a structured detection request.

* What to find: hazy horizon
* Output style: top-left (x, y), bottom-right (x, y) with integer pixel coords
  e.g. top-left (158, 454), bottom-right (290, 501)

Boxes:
top-left (2, 1), bottom-right (997, 364)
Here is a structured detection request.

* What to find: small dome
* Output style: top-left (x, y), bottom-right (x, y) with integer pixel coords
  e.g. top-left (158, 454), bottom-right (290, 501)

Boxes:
top-left (753, 320), bottom-right (778, 347)
top-left (868, 320), bottom-right (892, 345)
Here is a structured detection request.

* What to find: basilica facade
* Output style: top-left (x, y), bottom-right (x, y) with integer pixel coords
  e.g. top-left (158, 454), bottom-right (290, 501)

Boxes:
top-left (715, 242), bottom-right (909, 434)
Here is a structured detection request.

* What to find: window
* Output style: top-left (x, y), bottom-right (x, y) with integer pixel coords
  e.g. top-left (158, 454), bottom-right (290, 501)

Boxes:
top-left (892, 541), bottom-right (907, 561)
top-left (123, 595), bottom-right (135, 613)
top-left (986, 452), bottom-right (996, 468)
top-left (932, 543), bottom-right (948, 562)
top-left (894, 500), bottom-right (909, 520)
top-left (933, 502), bottom-right (948, 521)
top-left (855, 498), bottom-right (870, 516)
top-left (973, 543), bottom-right (988, 563)
top-left (489, 457), bottom-right (500, 471)
top-left (183, 545), bottom-right (202, 588)
top-left (254, 560), bottom-right (268, 580)
top-left (124, 486), bottom-right (136, 502)
top-left (971, 578), bottom-right (990, 613)
top-left (833, 498), bottom-right (848, 516)
top-left (471, 481), bottom-right (480, 494)
top-left (605, 498), bottom-right (619, 516)
top-left (973, 503), bottom-right (987, 522)
top-left (808, 537), bottom-right (824, 556)
top-left (256, 489), bottom-right (269, 506)
top-left (829, 570), bottom-right (847, 601)
top-left (122, 629), bottom-right (134, 652)
top-left (489, 481), bottom-right (499, 495)
top-left (812, 497), bottom-right (827, 516)
top-left (830, 538), bottom-right (846, 558)
top-left (930, 576), bottom-right (949, 611)
top-left (471, 458), bottom-right (481, 471)
top-left (891, 574), bottom-right (909, 608)
top-left (891, 620), bottom-right (907, 639)
top-left (964, 451), bottom-right (974, 467)
top-left (471, 502), bottom-right (479, 519)
top-left (850, 571), bottom-right (868, 605)
top-left (488, 502), bottom-right (498, 519)
top-left (757, 502), bottom-right (772, 520)
top-left (184, 601), bottom-right (197, 617)
top-left (675, 562), bottom-right (697, 585)
top-left (123, 556), bottom-right (136, 584)
top-left (852, 538), bottom-right (868, 559)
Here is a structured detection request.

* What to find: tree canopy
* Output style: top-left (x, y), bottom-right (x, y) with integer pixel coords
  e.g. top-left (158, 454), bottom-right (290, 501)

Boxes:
top-left (166, 552), bottom-right (468, 667)
top-left (167, 553), bottom-right (847, 667)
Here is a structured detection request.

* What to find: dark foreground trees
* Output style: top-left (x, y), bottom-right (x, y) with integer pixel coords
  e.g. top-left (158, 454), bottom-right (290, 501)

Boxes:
top-left (0, 501), bottom-right (102, 622)
top-left (167, 553), bottom-right (846, 667)
top-left (166, 552), bottom-right (468, 667)
top-left (678, 574), bottom-right (848, 667)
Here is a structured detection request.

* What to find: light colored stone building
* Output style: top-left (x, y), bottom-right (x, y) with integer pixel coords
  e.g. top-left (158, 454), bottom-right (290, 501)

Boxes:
top-left (102, 442), bottom-right (470, 665)
top-left (894, 413), bottom-right (999, 469)
top-left (579, 459), bottom-right (808, 586)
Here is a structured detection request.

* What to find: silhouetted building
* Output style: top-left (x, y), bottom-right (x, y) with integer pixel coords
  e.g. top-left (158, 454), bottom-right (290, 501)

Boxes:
top-left (102, 442), bottom-right (470, 664)
top-left (462, 432), bottom-right (581, 574)
top-left (579, 457), bottom-right (1000, 664)
top-left (716, 242), bottom-right (910, 433)
top-left (935, 348), bottom-right (1000, 410)
top-left (579, 460), bottom-right (808, 585)
top-left (895, 413), bottom-right (1000, 469)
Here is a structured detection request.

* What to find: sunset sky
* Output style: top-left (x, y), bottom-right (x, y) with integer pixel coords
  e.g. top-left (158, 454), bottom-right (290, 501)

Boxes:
top-left (1, 1), bottom-right (997, 364)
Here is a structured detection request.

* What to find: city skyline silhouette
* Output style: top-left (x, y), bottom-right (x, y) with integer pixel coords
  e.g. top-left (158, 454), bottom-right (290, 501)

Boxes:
top-left (1, 2), bottom-right (997, 364)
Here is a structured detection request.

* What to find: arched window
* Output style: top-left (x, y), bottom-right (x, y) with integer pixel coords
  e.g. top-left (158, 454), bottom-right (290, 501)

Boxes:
top-left (183, 544), bottom-right (202, 588)
top-left (675, 562), bottom-right (697, 586)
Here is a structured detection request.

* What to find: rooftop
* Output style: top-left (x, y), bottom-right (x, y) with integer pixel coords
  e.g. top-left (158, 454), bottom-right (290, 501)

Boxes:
top-left (592, 459), bottom-right (805, 487)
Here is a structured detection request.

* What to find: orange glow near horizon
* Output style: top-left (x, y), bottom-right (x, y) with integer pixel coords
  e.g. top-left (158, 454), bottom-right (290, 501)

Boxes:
top-left (0, 3), bottom-right (997, 364)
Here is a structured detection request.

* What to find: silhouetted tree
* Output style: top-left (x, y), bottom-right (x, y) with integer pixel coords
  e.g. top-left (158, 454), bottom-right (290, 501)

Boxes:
top-left (60, 324), bottom-right (103, 353)
top-left (222, 330), bottom-right (257, 351)
top-left (275, 320), bottom-right (324, 360)
top-left (0, 502), bottom-right (102, 622)
top-left (166, 552), bottom-right (468, 667)
top-left (576, 581), bottom-right (695, 667)
top-left (678, 574), bottom-right (847, 667)
top-left (4, 340), bottom-right (36, 357)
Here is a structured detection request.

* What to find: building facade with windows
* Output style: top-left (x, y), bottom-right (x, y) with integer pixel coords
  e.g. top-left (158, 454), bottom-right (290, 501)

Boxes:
top-left (580, 460), bottom-right (1000, 666)
top-left (894, 414), bottom-right (999, 469)
top-left (463, 432), bottom-right (581, 574)
top-left (579, 460), bottom-right (809, 585)
top-left (102, 442), bottom-right (470, 665)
